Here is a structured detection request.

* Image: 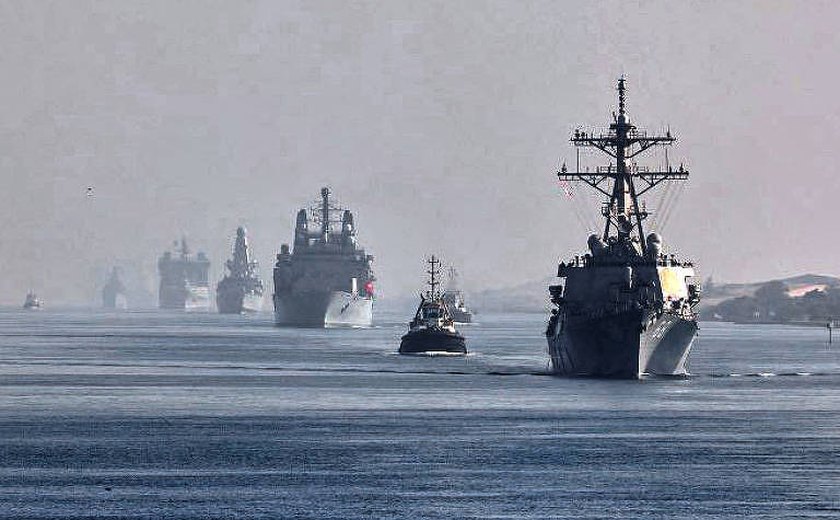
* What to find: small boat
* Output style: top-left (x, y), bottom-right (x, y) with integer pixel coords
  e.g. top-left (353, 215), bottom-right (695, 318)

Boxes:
top-left (399, 256), bottom-right (467, 355)
top-left (23, 291), bottom-right (42, 310)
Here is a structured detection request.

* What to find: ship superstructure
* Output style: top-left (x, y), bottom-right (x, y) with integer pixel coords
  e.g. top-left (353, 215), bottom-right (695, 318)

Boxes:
top-left (399, 256), bottom-right (467, 354)
top-left (442, 266), bottom-right (473, 323)
top-left (217, 227), bottom-right (264, 314)
top-left (546, 78), bottom-right (700, 378)
top-left (273, 187), bottom-right (375, 327)
top-left (158, 238), bottom-right (211, 311)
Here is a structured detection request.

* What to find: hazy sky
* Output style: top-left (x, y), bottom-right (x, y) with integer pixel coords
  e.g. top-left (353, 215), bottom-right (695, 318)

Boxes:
top-left (2, 0), bottom-right (839, 305)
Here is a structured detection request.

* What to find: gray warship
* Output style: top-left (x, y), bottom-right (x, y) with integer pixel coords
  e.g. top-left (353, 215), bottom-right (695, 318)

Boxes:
top-left (273, 187), bottom-right (375, 327)
top-left (158, 238), bottom-right (211, 311)
top-left (217, 227), bottom-right (264, 314)
top-left (442, 266), bottom-right (473, 323)
top-left (400, 256), bottom-right (467, 355)
top-left (102, 267), bottom-right (127, 309)
top-left (546, 78), bottom-right (701, 378)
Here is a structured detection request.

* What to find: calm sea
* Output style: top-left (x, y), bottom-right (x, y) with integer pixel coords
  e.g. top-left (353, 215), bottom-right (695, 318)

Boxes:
top-left (0, 308), bottom-right (838, 519)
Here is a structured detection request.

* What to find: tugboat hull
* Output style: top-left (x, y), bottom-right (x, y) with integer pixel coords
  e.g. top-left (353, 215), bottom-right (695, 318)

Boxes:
top-left (547, 309), bottom-right (697, 378)
top-left (399, 329), bottom-right (466, 355)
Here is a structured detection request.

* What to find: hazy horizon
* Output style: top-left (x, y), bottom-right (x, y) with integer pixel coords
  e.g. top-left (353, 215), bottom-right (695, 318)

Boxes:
top-left (2, 0), bottom-right (839, 305)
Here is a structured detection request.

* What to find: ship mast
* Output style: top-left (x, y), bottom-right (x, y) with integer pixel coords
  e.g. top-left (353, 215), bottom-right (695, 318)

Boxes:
top-left (557, 78), bottom-right (689, 255)
top-left (320, 187), bottom-right (331, 242)
top-left (426, 255), bottom-right (441, 300)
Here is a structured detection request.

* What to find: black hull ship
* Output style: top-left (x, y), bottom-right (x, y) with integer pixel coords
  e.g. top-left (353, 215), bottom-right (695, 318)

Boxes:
top-left (217, 227), bottom-right (264, 314)
top-left (400, 256), bottom-right (467, 355)
top-left (158, 238), bottom-right (211, 311)
top-left (273, 188), bottom-right (375, 327)
top-left (545, 78), bottom-right (700, 378)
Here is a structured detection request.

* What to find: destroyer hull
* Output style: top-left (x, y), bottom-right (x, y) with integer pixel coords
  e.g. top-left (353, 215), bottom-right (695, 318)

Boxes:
top-left (217, 288), bottom-right (263, 314)
top-left (547, 310), bottom-right (697, 378)
top-left (274, 291), bottom-right (372, 327)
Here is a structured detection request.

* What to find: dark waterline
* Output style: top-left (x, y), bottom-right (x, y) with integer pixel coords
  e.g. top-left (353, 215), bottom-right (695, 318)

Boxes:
top-left (0, 309), bottom-right (838, 518)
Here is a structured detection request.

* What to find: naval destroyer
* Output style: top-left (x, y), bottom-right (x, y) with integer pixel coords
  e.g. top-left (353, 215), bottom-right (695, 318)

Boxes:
top-left (217, 227), bottom-right (264, 314)
top-left (545, 78), bottom-right (700, 378)
top-left (158, 238), bottom-right (211, 311)
top-left (273, 187), bottom-right (375, 327)
top-left (399, 256), bottom-right (467, 355)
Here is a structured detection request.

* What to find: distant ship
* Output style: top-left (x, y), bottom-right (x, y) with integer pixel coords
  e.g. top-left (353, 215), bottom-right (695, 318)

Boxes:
top-left (545, 78), bottom-right (701, 378)
top-left (399, 256), bottom-right (467, 355)
top-left (273, 187), bottom-right (375, 327)
top-left (22, 291), bottom-right (42, 310)
top-left (217, 227), bottom-right (264, 314)
top-left (158, 238), bottom-right (211, 311)
top-left (441, 266), bottom-right (473, 323)
top-left (102, 267), bottom-right (127, 310)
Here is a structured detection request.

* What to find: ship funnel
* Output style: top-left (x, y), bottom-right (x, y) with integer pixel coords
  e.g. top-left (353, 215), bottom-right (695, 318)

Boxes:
top-left (295, 209), bottom-right (308, 243)
top-left (342, 210), bottom-right (354, 233)
top-left (295, 209), bottom-right (308, 231)
top-left (587, 234), bottom-right (608, 256)
top-left (647, 232), bottom-right (662, 260)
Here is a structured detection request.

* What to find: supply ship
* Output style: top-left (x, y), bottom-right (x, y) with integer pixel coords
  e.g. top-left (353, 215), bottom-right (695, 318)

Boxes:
top-left (442, 266), bottom-right (473, 323)
top-left (158, 238), bottom-right (211, 311)
top-left (217, 227), bottom-right (264, 314)
top-left (102, 267), bottom-right (127, 309)
top-left (400, 256), bottom-right (467, 354)
top-left (545, 78), bottom-right (700, 378)
top-left (273, 187), bottom-right (375, 327)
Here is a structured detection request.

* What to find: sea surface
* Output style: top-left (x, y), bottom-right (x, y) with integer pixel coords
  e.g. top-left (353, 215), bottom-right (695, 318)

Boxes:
top-left (0, 308), bottom-right (839, 519)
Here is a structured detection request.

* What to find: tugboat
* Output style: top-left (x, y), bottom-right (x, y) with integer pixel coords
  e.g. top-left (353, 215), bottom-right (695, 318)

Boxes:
top-left (22, 291), bottom-right (42, 310)
top-left (442, 266), bottom-right (473, 324)
top-left (217, 227), bottom-right (264, 314)
top-left (399, 256), bottom-right (467, 355)
top-left (545, 78), bottom-right (701, 378)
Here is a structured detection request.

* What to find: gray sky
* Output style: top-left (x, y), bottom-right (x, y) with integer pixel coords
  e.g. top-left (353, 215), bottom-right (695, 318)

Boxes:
top-left (1, 0), bottom-right (839, 305)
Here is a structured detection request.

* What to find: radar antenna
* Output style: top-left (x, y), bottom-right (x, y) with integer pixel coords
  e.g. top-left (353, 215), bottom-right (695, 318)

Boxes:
top-left (426, 255), bottom-right (441, 300)
top-left (557, 77), bottom-right (689, 254)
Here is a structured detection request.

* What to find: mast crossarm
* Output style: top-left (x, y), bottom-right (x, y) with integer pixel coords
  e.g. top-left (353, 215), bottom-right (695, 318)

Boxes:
top-left (557, 171), bottom-right (613, 197)
top-left (626, 136), bottom-right (676, 159)
top-left (635, 170), bottom-right (690, 196)
top-left (570, 137), bottom-right (617, 158)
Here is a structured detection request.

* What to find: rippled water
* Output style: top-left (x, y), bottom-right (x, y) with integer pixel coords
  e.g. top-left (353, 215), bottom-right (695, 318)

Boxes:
top-left (0, 309), bottom-right (838, 518)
